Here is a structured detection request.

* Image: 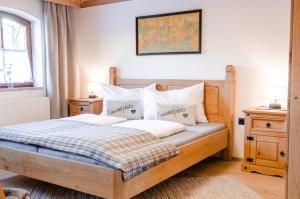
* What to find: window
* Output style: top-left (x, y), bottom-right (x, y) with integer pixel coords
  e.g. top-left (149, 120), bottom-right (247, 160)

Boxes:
top-left (0, 11), bottom-right (33, 88)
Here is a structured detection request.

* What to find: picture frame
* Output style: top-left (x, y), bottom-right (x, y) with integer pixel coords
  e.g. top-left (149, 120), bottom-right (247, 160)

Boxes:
top-left (136, 9), bottom-right (202, 55)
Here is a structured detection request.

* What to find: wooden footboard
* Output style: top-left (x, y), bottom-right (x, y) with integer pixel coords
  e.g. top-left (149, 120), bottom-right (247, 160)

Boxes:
top-left (124, 129), bottom-right (228, 198)
top-left (0, 147), bottom-right (124, 199)
top-left (0, 129), bottom-right (228, 199)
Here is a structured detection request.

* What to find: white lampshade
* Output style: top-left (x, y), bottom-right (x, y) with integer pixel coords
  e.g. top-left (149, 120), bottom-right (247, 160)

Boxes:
top-left (267, 85), bottom-right (288, 109)
top-left (268, 86), bottom-right (286, 102)
top-left (88, 82), bottom-right (99, 93)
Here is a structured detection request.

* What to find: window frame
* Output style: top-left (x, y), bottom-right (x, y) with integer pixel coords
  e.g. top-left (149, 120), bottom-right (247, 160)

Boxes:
top-left (0, 11), bottom-right (33, 89)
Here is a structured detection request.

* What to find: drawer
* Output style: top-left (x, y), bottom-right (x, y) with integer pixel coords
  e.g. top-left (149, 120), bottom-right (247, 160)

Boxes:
top-left (70, 105), bottom-right (91, 115)
top-left (251, 118), bottom-right (285, 132)
top-left (68, 99), bottom-right (103, 116)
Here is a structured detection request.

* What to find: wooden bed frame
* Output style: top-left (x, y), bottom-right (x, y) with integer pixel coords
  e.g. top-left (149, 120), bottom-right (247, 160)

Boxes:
top-left (0, 65), bottom-right (235, 199)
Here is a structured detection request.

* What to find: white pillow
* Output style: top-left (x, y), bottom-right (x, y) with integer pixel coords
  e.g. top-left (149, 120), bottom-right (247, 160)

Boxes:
top-left (113, 120), bottom-right (185, 138)
top-left (100, 83), bottom-right (156, 116)
top-left (144, 83), bottom-right (207, 122)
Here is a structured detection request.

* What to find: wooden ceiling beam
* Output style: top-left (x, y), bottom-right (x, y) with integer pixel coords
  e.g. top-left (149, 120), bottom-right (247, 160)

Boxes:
top-left (80, 0), bottom-right (131, 8)
top-left (45, 0), bottom-right (131, 8)
top-left (46, 0), bottom-right (81, 8)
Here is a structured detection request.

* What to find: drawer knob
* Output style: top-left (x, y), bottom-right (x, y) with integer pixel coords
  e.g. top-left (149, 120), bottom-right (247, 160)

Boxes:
top-left (257, 152), bottom-right (261, 155)
top-left (266, 122), bottom-right (271, 128)
top-left (80, 107), bottom-right (84, 111)
top-left (280, 151), bottom-right (285, 158)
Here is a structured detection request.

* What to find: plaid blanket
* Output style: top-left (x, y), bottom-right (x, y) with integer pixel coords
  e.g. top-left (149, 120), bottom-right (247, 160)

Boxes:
top-left (0, 120), bottom-right (178, 180)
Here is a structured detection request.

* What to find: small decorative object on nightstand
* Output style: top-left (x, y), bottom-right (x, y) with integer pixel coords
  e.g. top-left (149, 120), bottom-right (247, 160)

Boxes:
top-left (67, 98), bottom-right (103, 116)
top-left (241, 108), bottom-right (287, 177)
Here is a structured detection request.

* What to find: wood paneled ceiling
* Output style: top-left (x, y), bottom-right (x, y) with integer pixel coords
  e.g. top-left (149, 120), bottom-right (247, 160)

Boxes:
top-left (46, 0), bottom-right (131, 8)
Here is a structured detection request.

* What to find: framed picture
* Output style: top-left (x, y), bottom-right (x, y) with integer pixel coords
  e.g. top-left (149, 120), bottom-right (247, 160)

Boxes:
top-left (136, 9), bottom-right (202, 55)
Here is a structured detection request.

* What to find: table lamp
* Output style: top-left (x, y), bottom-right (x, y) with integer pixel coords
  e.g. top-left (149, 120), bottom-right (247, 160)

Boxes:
top-left (268, 86), bottom-right (286, 110)
top-left (88, 82), bottom-right (99, 98)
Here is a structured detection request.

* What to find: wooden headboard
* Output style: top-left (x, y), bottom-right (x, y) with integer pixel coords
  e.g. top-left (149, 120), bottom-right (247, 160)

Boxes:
top-left (109, 65), bottom-right (235, 159)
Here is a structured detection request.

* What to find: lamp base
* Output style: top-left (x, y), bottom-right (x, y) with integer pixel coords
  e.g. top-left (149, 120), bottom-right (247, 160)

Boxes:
top-left (269, 102), bottom-right (281, 110)
top-left (88, 94), bottom-right (98, 99)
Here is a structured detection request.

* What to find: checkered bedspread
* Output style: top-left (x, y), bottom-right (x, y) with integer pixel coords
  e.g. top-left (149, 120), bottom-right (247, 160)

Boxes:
top-left (0, 120), bottom-right (178, 180)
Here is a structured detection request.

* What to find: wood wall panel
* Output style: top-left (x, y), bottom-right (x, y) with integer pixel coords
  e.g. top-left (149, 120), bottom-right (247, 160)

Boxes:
top-left (288, 0), bottom-right (300, 198)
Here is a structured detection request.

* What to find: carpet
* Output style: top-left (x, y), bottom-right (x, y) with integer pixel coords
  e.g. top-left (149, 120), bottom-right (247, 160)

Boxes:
top-left (1, 175), bottom-right (262, 199)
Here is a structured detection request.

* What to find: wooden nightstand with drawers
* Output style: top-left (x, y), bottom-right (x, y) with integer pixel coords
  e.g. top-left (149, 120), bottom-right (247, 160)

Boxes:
top-left (67, 98), bottom-right (103, 116)
top-left (241, 109), bottom-right (287, 177)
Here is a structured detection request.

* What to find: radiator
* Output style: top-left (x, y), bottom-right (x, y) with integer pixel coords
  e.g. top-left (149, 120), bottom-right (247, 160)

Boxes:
top-left (0, 97), bottom-right (50, 126)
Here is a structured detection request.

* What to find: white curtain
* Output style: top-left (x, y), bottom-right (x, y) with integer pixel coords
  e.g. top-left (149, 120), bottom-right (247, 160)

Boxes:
top-left (44, 2), bottom-right (80, 118)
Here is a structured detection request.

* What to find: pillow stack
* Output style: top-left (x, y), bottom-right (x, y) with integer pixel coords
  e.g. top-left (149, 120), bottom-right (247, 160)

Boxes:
top-left (100, 83), bottom-right (207, 125)
top-left (144, 83), bottom-right (207, 125)
top-left (100, 83), bottom-right (155, 119)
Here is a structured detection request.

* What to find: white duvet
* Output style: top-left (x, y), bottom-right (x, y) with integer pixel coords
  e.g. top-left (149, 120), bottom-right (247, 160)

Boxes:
top-left (63, 114), bottom-right (185, 138)
top-left (62, 114), bottom-right (127, 125)
top-left (114, 120), bottom-right (186, 138)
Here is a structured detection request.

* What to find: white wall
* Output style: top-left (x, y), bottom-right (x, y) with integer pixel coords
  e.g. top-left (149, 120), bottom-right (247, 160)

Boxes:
top-left (0, 0), bottom-right (46, 100)
top-left (78, 0), bottom-right (291, 158)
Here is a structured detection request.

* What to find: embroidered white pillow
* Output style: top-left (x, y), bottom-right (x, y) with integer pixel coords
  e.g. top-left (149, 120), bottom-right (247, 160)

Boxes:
top-left (144, 83), bottom-right (207, 122)
top-left (100, 83), bottom-right (156, 116)
top-left (156, 104), bottom-right (196, 126)
top-left (105, 100), bottom-right (142, 120)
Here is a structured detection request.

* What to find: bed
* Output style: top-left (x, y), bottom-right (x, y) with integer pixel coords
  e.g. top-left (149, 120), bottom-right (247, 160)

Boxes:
top-left (0, 65), bottom-right (235, 199)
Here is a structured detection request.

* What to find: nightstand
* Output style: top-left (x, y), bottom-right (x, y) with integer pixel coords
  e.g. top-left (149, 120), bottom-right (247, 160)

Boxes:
top-left (67, 98), bottom-right (103, 116)
top-left (241, 108), bottom-right (287, 177)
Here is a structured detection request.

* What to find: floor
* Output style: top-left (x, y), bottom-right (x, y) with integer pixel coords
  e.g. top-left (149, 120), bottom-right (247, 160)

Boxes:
top-left (0, 158), bottom-right (285, 199)
top-left (181, 158), bottom-right (285, 199)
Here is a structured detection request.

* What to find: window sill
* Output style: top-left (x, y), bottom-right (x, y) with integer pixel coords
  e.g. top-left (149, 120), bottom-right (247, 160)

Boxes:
top-left (0, 86), bottom-right (44, 92)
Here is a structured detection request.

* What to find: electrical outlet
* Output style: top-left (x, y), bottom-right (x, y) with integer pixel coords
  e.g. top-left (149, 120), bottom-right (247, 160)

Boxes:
top-left (238, 118), bottom-right (245, 125)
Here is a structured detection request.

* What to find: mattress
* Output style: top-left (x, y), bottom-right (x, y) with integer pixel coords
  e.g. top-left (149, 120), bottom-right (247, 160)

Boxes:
top-left (162, 122), bottom-right (226, 146)
top-left (0, 122), bottom-right (225, 166)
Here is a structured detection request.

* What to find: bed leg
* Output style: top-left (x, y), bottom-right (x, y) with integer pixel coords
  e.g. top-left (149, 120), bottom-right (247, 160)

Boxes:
top-left (222, 148), bottom-right (232, 161)
top-left (113, 170), bottom-right (126, 199)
